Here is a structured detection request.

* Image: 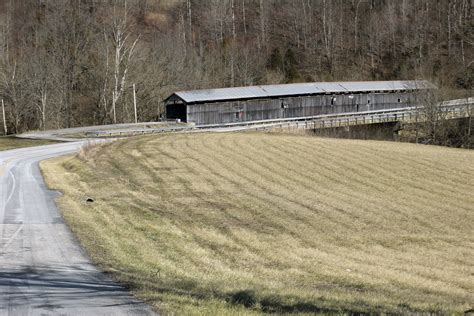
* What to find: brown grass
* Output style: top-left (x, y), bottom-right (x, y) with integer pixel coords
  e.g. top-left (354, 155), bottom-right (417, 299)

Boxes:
top-left (40, 133), bottom-right (474, 315)
top-left (0, 136), bottom-right (57, 151)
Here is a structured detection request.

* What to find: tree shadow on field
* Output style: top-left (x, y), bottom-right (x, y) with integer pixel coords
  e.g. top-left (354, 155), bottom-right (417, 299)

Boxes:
top-left (228, 290), bottom-right (364, 314)
top-left (116, 270), bottom-right (377, 314)
top-left (109, 267), bottom-right (430, 315)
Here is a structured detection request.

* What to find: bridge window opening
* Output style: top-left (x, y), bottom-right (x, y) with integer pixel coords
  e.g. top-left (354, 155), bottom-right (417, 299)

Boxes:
top-left (331, 97), bottom-right (336, 105)
top-left (367, 99), bottom-right (371, 104)
top-left (398, 98), bottom-right (401, 103)
top-left (235, 111), bottom-right (243, 120)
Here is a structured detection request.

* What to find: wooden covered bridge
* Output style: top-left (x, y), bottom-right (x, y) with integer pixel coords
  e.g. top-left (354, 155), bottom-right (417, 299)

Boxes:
top-left (164, 80), bottom-right (435, 126)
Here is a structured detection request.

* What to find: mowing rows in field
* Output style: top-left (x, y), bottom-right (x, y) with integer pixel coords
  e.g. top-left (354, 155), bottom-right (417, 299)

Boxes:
top-left (42, 133), bottom-right (474, 315)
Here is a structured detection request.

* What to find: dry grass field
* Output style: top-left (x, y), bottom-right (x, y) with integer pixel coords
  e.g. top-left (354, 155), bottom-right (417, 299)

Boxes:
top-left (41, 133), bottom-right (474, 315)
top-left (0, 136), bottom-right (57, 151)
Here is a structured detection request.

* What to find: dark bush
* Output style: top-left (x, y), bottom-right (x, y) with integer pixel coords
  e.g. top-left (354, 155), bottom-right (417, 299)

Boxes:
top-left (229, 290), bottom-right (256, 308)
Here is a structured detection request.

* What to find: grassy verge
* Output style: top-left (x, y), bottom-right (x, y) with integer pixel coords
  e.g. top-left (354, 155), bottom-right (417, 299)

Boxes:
top-left (41, 133), bottom-right (474, 315)
top-left (0, 136), bottom-right (58, 151)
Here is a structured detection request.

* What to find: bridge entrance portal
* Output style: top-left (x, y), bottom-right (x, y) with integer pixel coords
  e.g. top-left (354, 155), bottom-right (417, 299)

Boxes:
top-left (166, 102), bottom-right (187, 122)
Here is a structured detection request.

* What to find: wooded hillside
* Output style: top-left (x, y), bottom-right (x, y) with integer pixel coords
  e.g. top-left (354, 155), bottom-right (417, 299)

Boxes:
top-left (0, 0), bottom-right (472, 133)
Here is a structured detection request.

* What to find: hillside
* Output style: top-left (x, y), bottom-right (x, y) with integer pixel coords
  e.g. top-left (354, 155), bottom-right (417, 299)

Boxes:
top-left (1, 0), bottom-right (472, 133)
top-left (41, 133), bottom-right (474, 315)
top-left (0, 136), bottom-right (56, 151)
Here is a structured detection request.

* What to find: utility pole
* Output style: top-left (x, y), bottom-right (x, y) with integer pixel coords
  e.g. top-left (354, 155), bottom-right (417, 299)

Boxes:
top-left (133, 83), bottom-right (137, 124)
top-left (467, 99), bottom-right (472, 149)
top-left (1, 99), bottom-right (7, 135)
top-left (112, 91), bottom-right (116, 124)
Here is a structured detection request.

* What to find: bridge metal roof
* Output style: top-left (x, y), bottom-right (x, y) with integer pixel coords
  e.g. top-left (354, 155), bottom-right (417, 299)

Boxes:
top-left (167, 80), bottom-right (434, 104)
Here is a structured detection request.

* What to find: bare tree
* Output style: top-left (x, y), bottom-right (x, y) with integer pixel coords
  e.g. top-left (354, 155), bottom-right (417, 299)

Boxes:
top-left (259, 0), bottom-right (266, 49)
top-left (1, 99), bottom-right (6, 135)
top-left (230, 0), bottom-right (236, 86)
top-left (28, 39), bottom-right (52, 131)
top-left (108, 0), bottom-right (140, 124)
top-left (47, 1), bottom-right (92, 128)
top-left (0, 0), bottom-right (471, 135)
top-left (353, 0), bottom-right (362, 54)
top-left (464, 96), bottom-right (472, 149)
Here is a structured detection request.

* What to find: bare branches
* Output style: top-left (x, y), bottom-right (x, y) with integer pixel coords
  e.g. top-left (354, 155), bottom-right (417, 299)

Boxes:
top-left (0, 0), bottom-right (471, 135)
top-left (1, 99), bottom-right (6, 135)
top-left (108, 0), bottom-right (140, 124)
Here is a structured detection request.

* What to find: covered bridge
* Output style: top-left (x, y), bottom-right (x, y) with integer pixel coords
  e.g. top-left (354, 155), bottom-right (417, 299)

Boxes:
top-left (164, 80), bottom-right (434, 126)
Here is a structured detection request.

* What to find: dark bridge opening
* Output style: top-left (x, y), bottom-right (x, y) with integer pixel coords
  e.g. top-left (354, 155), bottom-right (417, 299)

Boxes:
top-left (166, 102), bottom-right (187, 122)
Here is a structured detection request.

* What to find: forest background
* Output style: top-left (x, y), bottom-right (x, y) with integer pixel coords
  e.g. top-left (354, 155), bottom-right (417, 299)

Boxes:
top-left (0, 0), bottom-right (472, 133)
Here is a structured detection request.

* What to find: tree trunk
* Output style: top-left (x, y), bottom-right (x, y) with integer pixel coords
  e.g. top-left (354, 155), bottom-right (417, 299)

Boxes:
top-left (41, 91), bottom-right (47, 131)
top-left (231, 0), bottom-right (236, 87)
top-left (1, 99), bottom-right (7, 135)
top-left (467, 100), bottom-right (472, 149)
top-left (112, 91), bottom-right (117, 124)
top-left (187, 0), bottom-right (193, 47)
top-left (354, 0), bottom-right (361, 54)
top-left (448, 0), bottom-right (452, 56)
top-left (113, 37), bottom-right (120, 124)
top-left (259, 0), bottom-right (265, 48)
top-left (242, 0), bottom-right (247, 35)
top-left (133, 83), bottom-right (137, 124)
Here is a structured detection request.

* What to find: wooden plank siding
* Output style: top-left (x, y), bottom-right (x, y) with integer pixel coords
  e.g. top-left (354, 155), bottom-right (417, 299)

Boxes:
top-left (185, 92), bottom-right (415, 126)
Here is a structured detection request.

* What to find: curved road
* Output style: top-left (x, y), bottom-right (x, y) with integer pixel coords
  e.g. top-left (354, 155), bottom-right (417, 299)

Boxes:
top-left (0, 142), bottom-right (155, 315)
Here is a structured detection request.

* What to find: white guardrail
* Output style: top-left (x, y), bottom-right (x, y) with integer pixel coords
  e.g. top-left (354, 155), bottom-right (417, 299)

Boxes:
top-left (84, 124), bottom-right (193, 137)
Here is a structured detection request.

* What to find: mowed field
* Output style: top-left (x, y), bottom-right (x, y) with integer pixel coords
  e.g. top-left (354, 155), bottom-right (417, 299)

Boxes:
top-left (0, 136), bottom-right (57, 151)
top-left (41, 133), bottom-right (474, 315)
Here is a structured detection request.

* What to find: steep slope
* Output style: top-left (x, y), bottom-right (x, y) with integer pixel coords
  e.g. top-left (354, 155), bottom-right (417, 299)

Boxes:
top-left (41, 133), bottom-right (474, 315)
